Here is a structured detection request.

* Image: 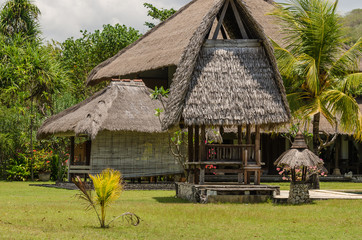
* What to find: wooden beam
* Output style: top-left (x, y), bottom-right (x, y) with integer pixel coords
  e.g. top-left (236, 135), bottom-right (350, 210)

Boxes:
top-left (220, 24), bottom-right (228, 39)
top-left (229, 0), bottom-right (248, 39)
top-left (212, 0), bottom-right (229, 40)
top-left (188, 126), bottom-right (194, 162)
top-left (204, 39), bottom-right (261, 48)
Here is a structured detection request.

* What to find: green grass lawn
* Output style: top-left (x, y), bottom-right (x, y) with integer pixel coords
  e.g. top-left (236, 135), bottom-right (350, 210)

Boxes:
top-left (0, 182), bottom-right (361, 240)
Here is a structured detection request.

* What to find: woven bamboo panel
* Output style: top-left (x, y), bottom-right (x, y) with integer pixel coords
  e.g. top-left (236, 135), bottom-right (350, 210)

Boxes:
top-left (90, 131), bottom-right (183, 178)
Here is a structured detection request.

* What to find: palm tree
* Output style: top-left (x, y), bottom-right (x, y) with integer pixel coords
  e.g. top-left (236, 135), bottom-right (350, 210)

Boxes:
top-left (0, 0), bottom-right (40, 38)
top-left (73, 169), bottom-right (140, 228)
top-left (271, 0), bottom-right (362, 153)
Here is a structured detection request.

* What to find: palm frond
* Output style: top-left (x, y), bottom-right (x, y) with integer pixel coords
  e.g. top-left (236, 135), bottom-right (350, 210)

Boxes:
top-left (298, 54), bottom-right (319, 95)
top-left (323, 89), bottom-right (362, 139)
top-left (271, 39), bottom-right (298, 78)
top-left (340, 73), bottom-right (362, 94)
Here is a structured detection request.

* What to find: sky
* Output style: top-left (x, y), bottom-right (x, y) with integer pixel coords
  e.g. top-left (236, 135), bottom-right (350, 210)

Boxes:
top-left (0, 0), bottom-right (360, 42)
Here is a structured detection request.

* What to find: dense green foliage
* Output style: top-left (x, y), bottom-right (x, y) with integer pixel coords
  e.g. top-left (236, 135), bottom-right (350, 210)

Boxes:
top-left (143, 3), bottom-right (176, 29)
top-left (0, 0), bottom-right (141, 180)
top-left (0, 0), bottom-right (70, 180)
top-left (0, 0), bottom-right (40, 39)
top-left (343, 9), bottom-right (362, 46)
top-left (57, 24), bottom-right (141, 100)
top-left (272, 0), bottom-right (362, 152)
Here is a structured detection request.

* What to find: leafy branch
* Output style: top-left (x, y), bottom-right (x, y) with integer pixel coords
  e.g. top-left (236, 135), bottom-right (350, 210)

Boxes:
top-left (151, 87), bottom-right (188, 177)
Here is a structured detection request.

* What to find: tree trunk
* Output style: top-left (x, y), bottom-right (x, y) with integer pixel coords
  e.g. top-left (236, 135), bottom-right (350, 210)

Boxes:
top-left (311, 113), bottom-right (320, 189)
top-left (312, 113), bottom-right (320, 154)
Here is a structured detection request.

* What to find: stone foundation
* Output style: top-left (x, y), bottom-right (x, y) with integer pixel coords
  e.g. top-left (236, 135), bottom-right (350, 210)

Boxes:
top-left (288, 182), bottom-right (311, 204)
top-left (176, 182), bottom-right (279, 203)
top-left (176, 182), bottom-right (202, 203)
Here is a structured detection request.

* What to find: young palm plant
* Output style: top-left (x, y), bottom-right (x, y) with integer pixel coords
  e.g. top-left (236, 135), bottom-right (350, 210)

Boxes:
top-left (271, 0), bottom-right (362, 153)
top-left (72, 168), bottom-right (140, 228)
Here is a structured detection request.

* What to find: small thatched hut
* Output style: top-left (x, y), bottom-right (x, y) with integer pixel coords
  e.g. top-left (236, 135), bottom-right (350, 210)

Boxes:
top-left (37, 80), bottom-right (183, 179)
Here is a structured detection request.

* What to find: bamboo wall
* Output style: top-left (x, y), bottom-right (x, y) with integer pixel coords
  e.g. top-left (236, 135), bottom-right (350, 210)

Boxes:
top-left (90, 131), bottom-right (183, 178)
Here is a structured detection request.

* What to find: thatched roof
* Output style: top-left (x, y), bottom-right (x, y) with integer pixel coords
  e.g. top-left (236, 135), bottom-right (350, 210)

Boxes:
top-left (275, 149), bottom-right (323, 168)
top-left (162, 0), bottom-right (290, 129)
top-left (274, 132), bottom-right (323, 168)
top-left (86, 0), bottom-right (284, 85)
top-left (179, 41), bottom-right (290, 126)
top-left (37, 80), bottom-right (163, 140)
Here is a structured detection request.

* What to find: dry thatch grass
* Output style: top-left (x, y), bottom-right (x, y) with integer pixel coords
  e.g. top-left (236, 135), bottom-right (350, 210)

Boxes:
top-left (86, 0), bottom-right (287, 85)
top-left (182, 43), bottom-right (289, 126)
top-left (37, 80), bottom-right (163, 139)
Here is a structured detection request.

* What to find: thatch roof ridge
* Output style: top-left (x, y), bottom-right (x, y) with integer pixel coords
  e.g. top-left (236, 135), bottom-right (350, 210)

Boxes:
top-left (86, 0), bottom-right (197, 86)
top-left (86, 0), bottom-right (284, 85)
top-left (161, 0), bottom-right (225, 129)
top-left (86, 0), bottom-right (214, 86)
top-left (37, 80), bottom-right (163, 139)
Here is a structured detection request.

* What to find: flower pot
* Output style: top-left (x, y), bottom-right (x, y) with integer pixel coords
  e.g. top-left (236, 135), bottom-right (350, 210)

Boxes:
top-left (39, 172), bottom-right (51, 181)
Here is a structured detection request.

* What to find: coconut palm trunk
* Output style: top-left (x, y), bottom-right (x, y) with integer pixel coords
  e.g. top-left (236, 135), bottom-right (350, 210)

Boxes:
top-left (312, 113), bottom-right (320, 154)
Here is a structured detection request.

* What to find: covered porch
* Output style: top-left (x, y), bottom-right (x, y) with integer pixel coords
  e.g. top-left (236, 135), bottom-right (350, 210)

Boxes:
top-left (186, 125), bottom-right (263, 185)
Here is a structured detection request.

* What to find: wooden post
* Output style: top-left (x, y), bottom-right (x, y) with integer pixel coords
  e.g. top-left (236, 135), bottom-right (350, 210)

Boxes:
top-left (246, 125), bottom-right (251, 144)
top-left (200, 168), bottom-right (205, 185)
top-left (200, 125), bottom-right (206, 162)
top-left (188, 126), bottom-right (194, 163)
top-left (194, 126), bottom-right (199, 162)
top-left (255, 125), bottom-right (261, 165)
top-left (237, 126), bottom-right (242, 144)
top-left (68, 136), bottom-right (75, 182)
top-left (246, 124), bottom-right (251, 164)
top-left (333, 136), bottom-right (341, 175)
top-left (238, 125), bottom-right (243, 184)
top-left (254, 171), bottom-right (258, 185)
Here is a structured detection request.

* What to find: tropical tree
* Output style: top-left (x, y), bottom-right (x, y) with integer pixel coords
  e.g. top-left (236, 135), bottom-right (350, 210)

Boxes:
top-left (271, 0), bottom-right (362, 153)
top-left (0, 33), bottom-right (69, 180)
top-left (0, 0), bottom-right (40, 39)
top-left (57, 24), bottom-right (141, 100)
top-left (143, 3), bottom-right (176, 29)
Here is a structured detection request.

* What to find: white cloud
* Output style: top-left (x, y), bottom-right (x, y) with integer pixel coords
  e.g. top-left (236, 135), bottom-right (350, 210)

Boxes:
top-left (33, 0), bottom-right (191, 42)
top-left (0, 0), bottom-right (360, 42)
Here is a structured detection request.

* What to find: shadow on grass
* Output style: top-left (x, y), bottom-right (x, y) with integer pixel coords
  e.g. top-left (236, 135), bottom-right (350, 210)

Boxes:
top-left (153, 196), bottom-right (190, 204)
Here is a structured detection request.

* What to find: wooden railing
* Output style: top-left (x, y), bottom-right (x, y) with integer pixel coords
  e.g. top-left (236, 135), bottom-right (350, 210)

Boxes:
top-left (204, 144), bottom-right (259, 165)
